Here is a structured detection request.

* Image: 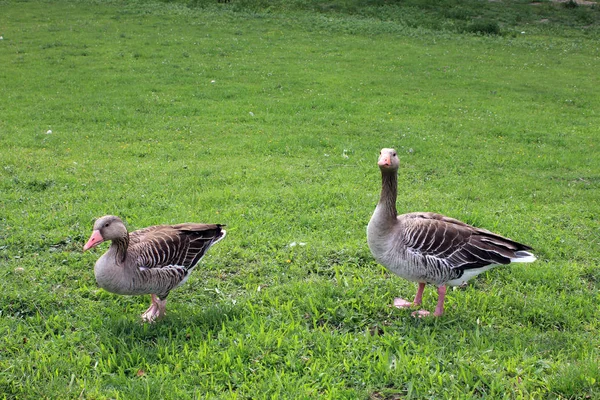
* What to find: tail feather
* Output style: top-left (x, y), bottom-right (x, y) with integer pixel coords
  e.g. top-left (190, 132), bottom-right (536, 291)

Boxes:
top-left (511, 251), bottom-right (537, 263)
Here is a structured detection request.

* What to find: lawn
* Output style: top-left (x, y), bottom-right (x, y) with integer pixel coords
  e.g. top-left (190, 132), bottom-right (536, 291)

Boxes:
top-left (0, 0), bottom-right (599, 398)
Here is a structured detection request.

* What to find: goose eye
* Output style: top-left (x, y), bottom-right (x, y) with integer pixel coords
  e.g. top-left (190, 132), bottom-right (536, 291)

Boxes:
top-left (104, 223), bottom-right (110, 228)
top-left (393, 152), bottom-right (397, 157)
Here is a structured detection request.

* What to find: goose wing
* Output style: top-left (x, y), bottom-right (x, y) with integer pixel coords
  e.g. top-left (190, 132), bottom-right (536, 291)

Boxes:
top-left (399, 212), bottom-right (533, 271)
top-left (129, 224), bottom-right (225, 271)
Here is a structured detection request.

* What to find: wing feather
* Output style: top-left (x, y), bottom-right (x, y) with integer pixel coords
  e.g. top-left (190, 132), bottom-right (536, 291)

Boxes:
top-left (130, 224), bottom-right (225, 271)
top-left (399, 212), bottom-right (532, 272)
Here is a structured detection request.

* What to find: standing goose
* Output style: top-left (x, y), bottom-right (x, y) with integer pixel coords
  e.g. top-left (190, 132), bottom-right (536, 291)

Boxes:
top-left (367, 148), bottom-right (536, 317)
top-left (83, 215), bottom-right (226, 322)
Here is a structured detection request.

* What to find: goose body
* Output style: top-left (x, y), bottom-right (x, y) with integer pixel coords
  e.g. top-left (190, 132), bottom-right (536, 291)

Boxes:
top-left (83, 215), bottom-right (226, 322)
top-left (367, 148), bottom-right (536, 317)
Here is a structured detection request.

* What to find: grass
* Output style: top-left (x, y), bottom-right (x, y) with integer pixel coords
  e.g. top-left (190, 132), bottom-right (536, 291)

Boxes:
top-left (1, 0), bottom-right (599, 398)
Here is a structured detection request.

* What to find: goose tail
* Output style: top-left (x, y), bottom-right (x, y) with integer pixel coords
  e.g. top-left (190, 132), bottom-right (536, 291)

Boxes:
top-left (510, 250), bottom-right (537, 263)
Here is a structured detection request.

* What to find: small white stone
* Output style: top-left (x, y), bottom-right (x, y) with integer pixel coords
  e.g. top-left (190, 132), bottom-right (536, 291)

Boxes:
top-left (249, 111), bottom-right (254, 117)
top-left (210, 80), bottom-right (216, 84)
top-left (46, 129), bottom-right (52, 134)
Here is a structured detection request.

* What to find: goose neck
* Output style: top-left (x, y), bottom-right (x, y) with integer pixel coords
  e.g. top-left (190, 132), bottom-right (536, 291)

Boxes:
top-left (109, 234), bottom-right (129, 264)
top-left (379, 169), bottom-right (398, 218)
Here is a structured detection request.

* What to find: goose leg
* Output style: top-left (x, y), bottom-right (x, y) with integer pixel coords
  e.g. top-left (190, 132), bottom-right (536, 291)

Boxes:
top-left (411, 285), bottom-right (446, 318)
top-left (141, 294), bottom-right (167, 322)
top-left (413, 282), bottom-right (426, 305)
top-left (394, 282), bottom-right (426, 308)
top-left (433, 285), bottom-right (446, 317)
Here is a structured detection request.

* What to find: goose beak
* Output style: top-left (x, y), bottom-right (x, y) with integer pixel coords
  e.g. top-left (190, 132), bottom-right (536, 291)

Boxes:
top-left (378, 155), bottom-right (391, 167)
top-left (83, 230), bottom-right (104, 251)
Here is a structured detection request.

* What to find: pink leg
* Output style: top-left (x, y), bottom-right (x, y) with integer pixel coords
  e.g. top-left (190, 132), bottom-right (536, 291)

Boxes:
top-left (433, 285), bottom-right (447, 317)
top-left (141, 294), bottom-right (168, 323)
top-left (411, 284), bottom-right (447, 318)
top-left (413, 282), bottom-right (426, 305)
top-left (394, 282), bottom-right (426, 309)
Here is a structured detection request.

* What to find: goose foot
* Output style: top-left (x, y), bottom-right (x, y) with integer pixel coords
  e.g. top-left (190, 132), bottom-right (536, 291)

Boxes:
top-left (393, 298), bottom-right (414, 308)
top-left (410, 286), bottom-right (447, 317)
top-left (393, 282), bottom-right (427, 309)
top-left (141, 294), bottom-right (167, 323)
top-left (398, 284), bottom-right (446, 317)
top-left (411, 309), bottom-right (445, 318)
top-left (411, 309), bottom-right (431, 318)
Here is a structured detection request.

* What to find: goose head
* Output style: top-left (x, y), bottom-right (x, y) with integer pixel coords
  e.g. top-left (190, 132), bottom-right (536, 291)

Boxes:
top-left (378, 148), bottom-right (399, 171)
top-left (83, 215), bottom-right (127, 251)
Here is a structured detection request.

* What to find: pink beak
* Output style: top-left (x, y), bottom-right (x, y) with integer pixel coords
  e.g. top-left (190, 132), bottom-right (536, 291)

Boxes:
top-left (378, 155), bottom-right (391, 167)
top-left (83, 230), bottom-right (104, 251)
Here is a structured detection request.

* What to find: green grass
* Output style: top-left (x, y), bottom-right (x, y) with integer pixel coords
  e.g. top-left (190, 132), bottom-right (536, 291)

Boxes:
top-left (1, 0), bottom-right (599, 398)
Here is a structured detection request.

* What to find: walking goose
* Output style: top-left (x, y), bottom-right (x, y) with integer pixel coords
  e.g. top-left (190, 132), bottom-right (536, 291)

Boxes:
top-left (367, 148), bottom-right (536, 317)
top-left (83, 215), bottom-right (226, 322)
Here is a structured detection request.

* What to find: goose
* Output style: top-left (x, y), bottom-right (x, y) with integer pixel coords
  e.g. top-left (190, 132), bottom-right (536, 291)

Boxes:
top-left (366, 148), bottom-right (536, 317)
top-left (83, 215), bottom-right (226, 322)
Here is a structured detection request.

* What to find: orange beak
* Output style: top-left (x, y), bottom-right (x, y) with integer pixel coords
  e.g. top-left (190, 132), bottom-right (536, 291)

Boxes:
top-left (83, 230), bottom-right (104, 251)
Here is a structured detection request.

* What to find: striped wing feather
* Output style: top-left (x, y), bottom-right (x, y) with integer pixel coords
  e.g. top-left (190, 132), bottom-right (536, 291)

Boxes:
top-left (130, 224), bottom-right (224, 270)
top-left (399, 212), bottom-right (532, 271)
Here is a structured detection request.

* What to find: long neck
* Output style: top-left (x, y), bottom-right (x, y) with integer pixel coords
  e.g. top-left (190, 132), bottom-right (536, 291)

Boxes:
top-left (109, 233), bottom-right (129, 264)
top-left (378, 168), bottom-right (398, 219)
